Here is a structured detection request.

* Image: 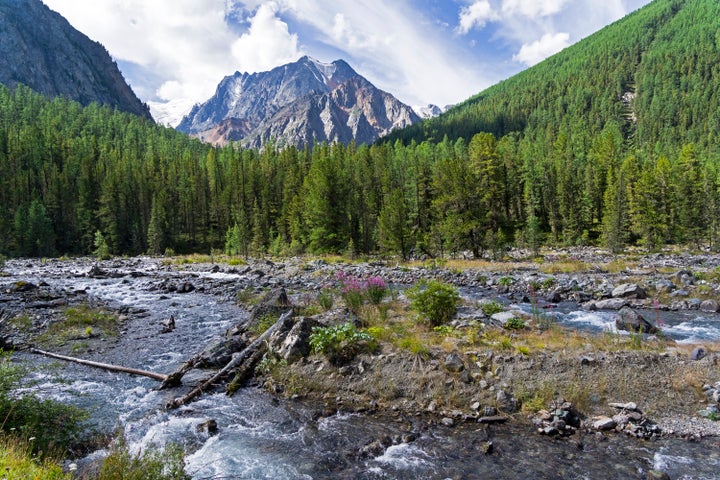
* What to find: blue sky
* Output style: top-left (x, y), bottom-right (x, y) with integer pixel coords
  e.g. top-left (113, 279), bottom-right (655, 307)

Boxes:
top-left (42, 0), bottom-right (652, 125)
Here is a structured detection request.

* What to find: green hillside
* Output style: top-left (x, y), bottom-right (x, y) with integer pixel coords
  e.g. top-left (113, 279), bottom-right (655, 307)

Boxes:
top-left (389, 0), bottom-right (720, 155)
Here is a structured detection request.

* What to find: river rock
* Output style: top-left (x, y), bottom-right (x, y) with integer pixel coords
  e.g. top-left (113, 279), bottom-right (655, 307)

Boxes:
top-left (675, 270), bottom-right (696, 286)
top-left (690, 346), bottom-right (706, 361)
top-left (444, 353), bottom-right (465, 373)
top-left (615, 307), bottom-right (659, 334)
top-left (700, 299), bottom-right (720, 313)
top-left (490, 311), bottom-right (517, 327)
top-left (646, 471), bottom-right (671, 480)
top-left (593, 298), bottom-right (628, 310)
top-left (612, 283), bottom-right (647, 299)
top-left (655, 279), bottom-right (675, 293)
top-left (270, 316), bottom-right (318, 363)
top-left (250, 287), bottom-right (294, 321)
top-left (197, 335), bottom-right (248, 368)
top-left (592, 416), bottom-right (616, 431)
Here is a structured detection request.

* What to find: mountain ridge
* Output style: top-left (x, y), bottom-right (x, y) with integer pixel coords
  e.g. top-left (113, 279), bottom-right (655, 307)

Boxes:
top-left (177, 56), bottom-right (420, 147)
top-left (0, 0), bottom-right (151, 119)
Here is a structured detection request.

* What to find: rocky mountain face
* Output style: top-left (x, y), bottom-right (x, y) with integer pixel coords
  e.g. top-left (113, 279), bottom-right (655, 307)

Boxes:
top-left (177, 56), bottom-right (420, 147)
top-left (0, 0), bottom-right (151, 119)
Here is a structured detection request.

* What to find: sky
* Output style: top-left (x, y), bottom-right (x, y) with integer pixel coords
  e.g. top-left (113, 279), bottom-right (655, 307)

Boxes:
top-left (41, 0), bottom-right (653, 125)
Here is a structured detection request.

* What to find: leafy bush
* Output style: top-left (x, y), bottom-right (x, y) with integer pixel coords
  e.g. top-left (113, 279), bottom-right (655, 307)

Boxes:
top-left (407, 280), bottom-right (460, 326)
top-left (0, 350), bottom-right (87, 455)
top-left (317, 289), bottom-right (334, 311)
top-left (310, 322), bottom-right (373, 354)
top-left (98, 441), bottom-right (189, 480)
top-left (498, 276), bottom-right (514, 286)
top-left (480, 300), bottom-right (504, 316)
top-left (503, 317), bottom-right (527, 330)
top-left (309, 322), bottom-right (375, 364)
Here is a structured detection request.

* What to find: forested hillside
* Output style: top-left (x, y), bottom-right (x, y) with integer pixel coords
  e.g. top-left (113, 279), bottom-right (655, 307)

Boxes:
top-left (3, 0), bottom-right (720, 259)
top-left (2, 82), bottom-right (720, 260)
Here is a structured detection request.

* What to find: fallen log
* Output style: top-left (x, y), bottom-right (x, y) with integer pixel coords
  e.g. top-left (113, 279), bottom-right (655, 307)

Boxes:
top-left (158, 354), bottom-right (202, 390)
top-left (166, 309), bottom-right (293, 409)
top-left (30, 348), bottom-right (168, 382)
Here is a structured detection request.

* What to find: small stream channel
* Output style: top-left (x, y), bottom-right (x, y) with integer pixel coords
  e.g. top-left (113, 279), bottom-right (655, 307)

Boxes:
top-left (4, 258), bottom-right (720, 479)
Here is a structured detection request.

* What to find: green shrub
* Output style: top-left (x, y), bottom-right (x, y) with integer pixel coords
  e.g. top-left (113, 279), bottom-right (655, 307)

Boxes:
top-left (309, 322), bottom-right (375, 364)
top-left (498, 276), bottom-right (514, 286)
top-left (309, 322), bottom-right (374, 354)
top-left (0, 350), bottom-right (87, 455)
top-left (317, 289), bottom-right (334, 311)
top-left (98, 440), bottom-right (189, 480)
top-left (480, 300), bottom-right (504, 316)
top-left (503, 317), bottom-right (527, 330)
top-left (249, 313), bottom-right (277, 336)
top-left (407, 280), bottom-right (460, 326)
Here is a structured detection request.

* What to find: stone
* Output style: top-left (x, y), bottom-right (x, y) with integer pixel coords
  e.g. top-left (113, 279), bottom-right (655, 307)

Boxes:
top-left (546, 291), bottom-right (562, 304)
top-left (177, 282), bottom-right (195, 293)
top-left (270, 316), bottom-right (317, 363)
top-left (700, 299), bottom-right (720, 313)
top-left (441, 417), bottom-right (455, 427)
top-left (646, 470), bottom-right (671, 480)
top-left (444, 353), bottom-right (465, 373)
top-left (609, 402), bottom-right (639, 412)
top-left (612, 283), bottom-right (647, 299)
top-left (479, 441), bottom-right (493, 454)
top-left (615, 307), bottom-right (659, 334)
top-left (490, 311), bottom-right (517, 327)
top-left (197, 419), bottom-right (218, 434)
top-left (594, 298), bottom-right (628, 310)
top-left (470, 401), bottom-right (481, 411)
top-left (655, 279), bottom-right (675, 293)
top-left (483, 406), bottom-right (498, 417)
top-left (690, 346), bottom-right (706, 361)
top-left (459, 370), bottom-right (472, 384)
top-left (592, 416), bottom-right (617, 431)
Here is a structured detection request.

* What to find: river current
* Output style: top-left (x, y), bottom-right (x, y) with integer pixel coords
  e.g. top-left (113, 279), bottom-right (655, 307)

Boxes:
top-left (5, 258), bottom-right (720, 479)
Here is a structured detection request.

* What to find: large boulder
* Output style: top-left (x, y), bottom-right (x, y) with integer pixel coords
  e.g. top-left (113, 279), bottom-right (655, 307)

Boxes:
top-left (593, 298), bottom-right (628, 310)
top-left (269, 316), bottom-right (317, 363)
top-left (615, 307), bottom-right (659, 334)
top-left (196, 335), bottom-right (248, 368)
top-left (612, 283), bottom-right (647, 299)
top-left (250, 287), bottom-right (293, 321)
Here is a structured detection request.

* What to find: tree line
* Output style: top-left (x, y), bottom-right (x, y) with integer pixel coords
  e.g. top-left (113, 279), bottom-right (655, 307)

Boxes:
top-left (2, 84), bottom-right (720, 260)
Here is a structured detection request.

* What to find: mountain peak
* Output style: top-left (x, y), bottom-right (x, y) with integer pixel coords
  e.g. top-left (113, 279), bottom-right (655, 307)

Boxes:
top-left (177, 57), bottom-right (418, 148)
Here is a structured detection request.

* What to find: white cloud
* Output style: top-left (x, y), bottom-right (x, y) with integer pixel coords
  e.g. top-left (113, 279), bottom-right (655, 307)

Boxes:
top-left (231, 2), bottom-right (302, 73)
top-left (501, 0), bottom-right (570, 17)
top-left (457, 1), bottom-right (499, 34)
top-left (512, 32), bottom-right (570, 66)
top-left (272, 0), bottom-right (488, 106)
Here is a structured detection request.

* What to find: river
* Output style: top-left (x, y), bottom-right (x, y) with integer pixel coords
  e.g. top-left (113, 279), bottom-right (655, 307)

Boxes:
top-left (4, 258), bottom-right (720, 479)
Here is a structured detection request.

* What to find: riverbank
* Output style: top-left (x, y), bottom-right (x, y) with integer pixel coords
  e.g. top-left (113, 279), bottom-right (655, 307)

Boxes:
top-left (2, 248), bottom-right (720, 477)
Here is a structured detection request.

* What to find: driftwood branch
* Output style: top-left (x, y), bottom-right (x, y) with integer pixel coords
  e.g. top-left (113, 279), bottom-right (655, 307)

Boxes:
top-left (30, 348), bottom-right (168, 382)
top-left (158, 354), bottom-right (201, 390)
top-left (166, 309), bottom-right (292, 409)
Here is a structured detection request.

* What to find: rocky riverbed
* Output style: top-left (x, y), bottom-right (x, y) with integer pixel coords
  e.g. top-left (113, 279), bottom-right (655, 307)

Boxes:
top-left (2, 249), bottom-right (720, 479)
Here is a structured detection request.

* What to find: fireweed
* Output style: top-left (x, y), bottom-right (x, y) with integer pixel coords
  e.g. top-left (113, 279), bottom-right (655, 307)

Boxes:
top-left (336, 272), bottom-right (389, 312)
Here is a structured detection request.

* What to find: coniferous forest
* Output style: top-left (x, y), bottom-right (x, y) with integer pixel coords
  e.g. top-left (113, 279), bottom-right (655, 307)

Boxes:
top-left (3, 0), bottom-right (720, 259)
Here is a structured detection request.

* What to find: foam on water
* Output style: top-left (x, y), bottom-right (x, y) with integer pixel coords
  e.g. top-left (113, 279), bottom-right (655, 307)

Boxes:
top-left (184, 432), bottom-right (312, 480)
top-left (664, 320), bottom-right (720, 344)
top-left (371, 443), bottom-right (433, 470)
